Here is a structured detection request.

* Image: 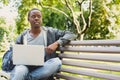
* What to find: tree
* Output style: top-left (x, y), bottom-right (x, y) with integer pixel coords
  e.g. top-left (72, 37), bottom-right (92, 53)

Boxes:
top-left (15, 0), bottom-right (89, 39)
top-left (64, 0), bottom-right (92, 40)
top-left (107, 0), bottom-right (120, 39)
top-left (3, 0), bottom-right (120, 40)
top-left (37, 0), bottom-right (91, 40)
top-left (85, 0), bottom-right (120, 40)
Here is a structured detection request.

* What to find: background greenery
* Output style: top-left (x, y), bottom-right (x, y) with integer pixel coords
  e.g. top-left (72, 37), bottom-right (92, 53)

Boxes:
top-left (0, 0), bottom-right (120, 80)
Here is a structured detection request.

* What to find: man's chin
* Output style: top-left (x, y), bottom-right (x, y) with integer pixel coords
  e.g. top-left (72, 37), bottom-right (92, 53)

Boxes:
top-left (34, 26), bottom-right (40, 29)
top-left (31, 24), bottom-right (41, 29)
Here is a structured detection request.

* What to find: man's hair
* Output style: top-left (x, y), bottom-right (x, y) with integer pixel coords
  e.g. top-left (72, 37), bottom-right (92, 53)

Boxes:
top-left (28, 8), bottom-right (41, 20)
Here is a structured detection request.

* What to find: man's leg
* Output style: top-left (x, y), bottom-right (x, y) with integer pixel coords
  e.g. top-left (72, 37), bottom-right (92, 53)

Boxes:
top-left (27, 57), bottom-right (62, 80)
top-left (11, 65), bottom-right (29, 80)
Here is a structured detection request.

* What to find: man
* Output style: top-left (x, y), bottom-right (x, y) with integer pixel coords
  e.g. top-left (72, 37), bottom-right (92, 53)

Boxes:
top-left (2, 8), bottom-right (76, 80)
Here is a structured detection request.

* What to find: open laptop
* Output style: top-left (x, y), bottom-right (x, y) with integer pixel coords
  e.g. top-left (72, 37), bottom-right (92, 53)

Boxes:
top-left (13, 44), bottom-right (44, 66)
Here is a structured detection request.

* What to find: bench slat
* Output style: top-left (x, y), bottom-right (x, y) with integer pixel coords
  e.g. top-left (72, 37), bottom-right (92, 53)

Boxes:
top-left (60, 68), bottom-right (120, 80)
top-left (60, 47), bottom-right (120, 53)
top-left (56, 73), bottom-right (89, 80)
top-left (59, 54), bottom-right (120, 62)
top-left (69, 40), bottom-right (120, 46)
top-left (62, 60), bottom-right (120, 71)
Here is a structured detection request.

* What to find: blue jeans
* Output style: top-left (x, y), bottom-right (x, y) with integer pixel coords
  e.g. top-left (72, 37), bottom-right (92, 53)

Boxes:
top-left (11, 57), bottom-right (62, 80)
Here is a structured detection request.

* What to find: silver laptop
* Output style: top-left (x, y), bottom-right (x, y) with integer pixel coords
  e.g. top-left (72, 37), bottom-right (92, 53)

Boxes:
top-left (13, 44), bottom-right (44, 66)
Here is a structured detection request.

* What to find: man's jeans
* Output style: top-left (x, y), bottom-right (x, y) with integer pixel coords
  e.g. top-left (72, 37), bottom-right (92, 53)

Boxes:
top-left (10, 58), bottom-right (62, 80)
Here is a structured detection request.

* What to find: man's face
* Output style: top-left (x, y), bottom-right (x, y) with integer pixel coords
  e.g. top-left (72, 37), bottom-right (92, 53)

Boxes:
top-left (28, 10), bottom-right (42, 28)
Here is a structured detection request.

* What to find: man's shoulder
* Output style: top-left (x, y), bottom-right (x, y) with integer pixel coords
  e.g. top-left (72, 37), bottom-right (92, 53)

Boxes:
top-left (42, 26), bottom-right (58, 32)
top-left (21, 29), bottom-right (29, 36)
top-left (16, 29), bottom-right (29, 44)
top-left (42, 26), bottom-right (52, 30)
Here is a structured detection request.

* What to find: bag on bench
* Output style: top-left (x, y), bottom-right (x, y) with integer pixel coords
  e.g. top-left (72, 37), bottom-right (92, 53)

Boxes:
top-left (2, 47), bottom-right (14, 72)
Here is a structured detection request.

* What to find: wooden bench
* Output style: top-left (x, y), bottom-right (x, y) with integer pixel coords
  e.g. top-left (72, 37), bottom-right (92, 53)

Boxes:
top-left (56, 40), bottom-right (120, 80)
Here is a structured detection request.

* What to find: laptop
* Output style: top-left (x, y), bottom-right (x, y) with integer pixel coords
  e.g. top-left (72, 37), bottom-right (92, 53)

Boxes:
top-left (13, 44), bottom-right (44, 66)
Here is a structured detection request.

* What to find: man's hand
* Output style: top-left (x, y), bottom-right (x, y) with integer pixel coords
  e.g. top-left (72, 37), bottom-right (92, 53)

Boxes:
top-left (45, 42), bottom-right (59, 54)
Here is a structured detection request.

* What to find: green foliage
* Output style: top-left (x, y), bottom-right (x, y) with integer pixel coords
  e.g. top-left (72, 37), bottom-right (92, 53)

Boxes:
top-left (8, 0), bottom-right (120, 39)
top-left (84, 0), bottom-right (118, 39)
top-left (0, 17), bottom-right (8, 52)
top-left (113, 0), bottom-right (120, 4)
top-left (0, 27), bottom-right (6, 42)
top-left (42, 9), bottom-right (67, 30)
top-left (0, 58), bottom-right (2, 69)
top-left (1, 0), bottom-right (120, 42)
top-left (0, 0), bottom-right (9, 5)
top-left (0, 17), bottom-right (17, 52)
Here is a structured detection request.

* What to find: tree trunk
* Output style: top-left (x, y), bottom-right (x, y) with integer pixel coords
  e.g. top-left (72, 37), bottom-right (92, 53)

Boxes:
top-left (78, 33), bottom-right (84, 40)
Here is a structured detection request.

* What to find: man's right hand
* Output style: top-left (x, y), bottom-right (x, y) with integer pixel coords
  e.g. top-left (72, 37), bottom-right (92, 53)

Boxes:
top-left (45, 42), bottom-right (59, 54)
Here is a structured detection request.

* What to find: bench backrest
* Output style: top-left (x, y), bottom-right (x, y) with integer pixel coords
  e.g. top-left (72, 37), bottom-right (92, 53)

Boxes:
top-left (56, 40), bottom-right (120, 80)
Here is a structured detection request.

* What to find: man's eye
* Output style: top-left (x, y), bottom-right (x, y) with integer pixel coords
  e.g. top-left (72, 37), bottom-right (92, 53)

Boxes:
top-left (37, 16), bottom-right (41, 18)
top-left (31, 16), bottom-right (41, 18)
top-left (31, 16), bottom-right (35, 18)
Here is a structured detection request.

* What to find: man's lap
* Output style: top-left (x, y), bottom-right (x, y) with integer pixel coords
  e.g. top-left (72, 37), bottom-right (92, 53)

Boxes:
top-left (12, 57), bottom-right (61, 80)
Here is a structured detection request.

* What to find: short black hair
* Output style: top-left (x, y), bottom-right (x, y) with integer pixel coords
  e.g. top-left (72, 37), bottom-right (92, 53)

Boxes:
top-left (28, 8), bottom-right (41, 20)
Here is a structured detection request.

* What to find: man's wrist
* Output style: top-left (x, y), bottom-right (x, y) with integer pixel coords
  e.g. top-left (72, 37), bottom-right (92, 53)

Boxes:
top-left (57, 40), bottom-right (63, 46)
top-left (54, 41), bottom-right (59, 46)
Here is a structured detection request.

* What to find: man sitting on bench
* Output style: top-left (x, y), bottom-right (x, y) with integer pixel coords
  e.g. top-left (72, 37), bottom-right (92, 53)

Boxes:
top-left (1, 8), bottom-right (76, 80)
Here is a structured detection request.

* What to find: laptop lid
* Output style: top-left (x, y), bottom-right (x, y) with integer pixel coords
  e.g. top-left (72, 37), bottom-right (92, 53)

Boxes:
top-left (13, 44), bottom-right (44, 66)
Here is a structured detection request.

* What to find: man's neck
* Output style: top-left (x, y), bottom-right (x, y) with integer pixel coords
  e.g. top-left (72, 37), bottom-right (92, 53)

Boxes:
top-left (30, 27), bottom-right (41, 38)
top-left (31, 27), bottom-right (41, 34)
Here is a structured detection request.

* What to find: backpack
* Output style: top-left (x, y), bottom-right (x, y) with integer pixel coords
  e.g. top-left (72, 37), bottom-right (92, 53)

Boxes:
top-left (2, 47), bottom-right (14, 72)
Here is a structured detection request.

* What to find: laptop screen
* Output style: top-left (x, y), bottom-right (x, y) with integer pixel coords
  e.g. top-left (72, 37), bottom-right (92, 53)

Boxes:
top-left (13, 44), bottom-right (44, 66)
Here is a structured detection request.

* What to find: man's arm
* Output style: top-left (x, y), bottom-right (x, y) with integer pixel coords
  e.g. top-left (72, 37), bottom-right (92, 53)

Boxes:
top-left (46, 28), bottom-right (77, 54)
top-left (55, 29), bottom-right (77, 46)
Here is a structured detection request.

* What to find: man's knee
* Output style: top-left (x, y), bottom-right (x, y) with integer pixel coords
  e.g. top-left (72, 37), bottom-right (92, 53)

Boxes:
top-left (47, 58), bottom-right (62, 66)
top-left (52, 58), bottom-right (62, 67)
top-left (11, 65), bottom-right (29, 80)
top-left (14, 65), bottom-right (28, 75)
top-left (45, 58), bottom-right (62, 73)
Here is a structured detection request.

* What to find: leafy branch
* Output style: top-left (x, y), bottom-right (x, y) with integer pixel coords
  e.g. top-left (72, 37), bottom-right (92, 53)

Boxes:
top-left (39, 3), bottom-right (70, 19)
